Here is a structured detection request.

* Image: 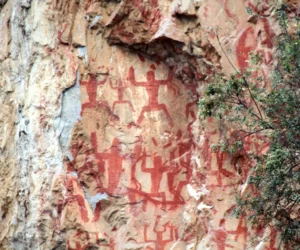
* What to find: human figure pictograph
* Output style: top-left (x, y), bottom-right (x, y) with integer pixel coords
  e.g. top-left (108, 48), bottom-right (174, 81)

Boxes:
top-left (141, 154), bottom-right (169, 194)
top-left (127, 66), bottom-right (177, 127)
top-left (109, 79), bottom-right (135, 112)
top-left (91, 132), bottom-right (126, 195)
top-left (127, 148), bottom-right (168, 210)
top-left (143, 215), bottom-right (177, 250)
top-left (81, 74), bottom-right (110, 113)
top-left (130, 141), bottom-right (144, 191)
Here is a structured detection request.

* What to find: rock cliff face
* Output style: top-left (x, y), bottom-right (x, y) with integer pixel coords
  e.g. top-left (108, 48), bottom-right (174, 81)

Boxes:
top-left (0, 0), bottom-right (287, 249)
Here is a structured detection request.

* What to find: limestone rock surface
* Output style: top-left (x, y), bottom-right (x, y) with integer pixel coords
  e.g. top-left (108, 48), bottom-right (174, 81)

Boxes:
top-left (0, 0), bottom-right (288, 249)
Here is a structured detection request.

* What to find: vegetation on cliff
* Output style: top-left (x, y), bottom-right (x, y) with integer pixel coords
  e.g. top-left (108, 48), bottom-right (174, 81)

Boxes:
top-left (199, 4), bottom-right (299, 248)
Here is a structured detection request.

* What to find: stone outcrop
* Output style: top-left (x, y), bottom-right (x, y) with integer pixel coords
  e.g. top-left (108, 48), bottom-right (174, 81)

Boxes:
top-left (0, 0), bottom-right (292, 249)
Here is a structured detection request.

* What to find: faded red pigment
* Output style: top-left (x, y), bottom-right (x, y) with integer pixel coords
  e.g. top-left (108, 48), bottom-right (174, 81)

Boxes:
top-left (128, 66), bottom-right (178, 126)
top-left (64, 62), bottom-right (277, 249)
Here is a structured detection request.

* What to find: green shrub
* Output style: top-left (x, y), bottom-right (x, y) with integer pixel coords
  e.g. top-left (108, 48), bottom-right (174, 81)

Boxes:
top-left (199, 4), bottom-right (300, 248)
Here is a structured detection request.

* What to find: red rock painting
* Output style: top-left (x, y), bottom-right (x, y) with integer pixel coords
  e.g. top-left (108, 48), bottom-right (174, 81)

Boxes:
top-left (110, 79), bottom-right (135, 112)
top-left (64, 63), bottom-right (199, 248)
top-left (127, 67), bottom-right (178, 126)
top-left (81, 74), bottom-right (110, 114)
top-left (143, 215), bottom-right (179, 250)
top-left (60, 2), bottom-right (279, 249)
top-left (0, 0), bottom-right (286, 250)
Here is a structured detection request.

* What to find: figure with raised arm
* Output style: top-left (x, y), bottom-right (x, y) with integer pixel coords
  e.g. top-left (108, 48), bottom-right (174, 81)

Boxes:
top-left (127, 67), bottom-right (178, 127)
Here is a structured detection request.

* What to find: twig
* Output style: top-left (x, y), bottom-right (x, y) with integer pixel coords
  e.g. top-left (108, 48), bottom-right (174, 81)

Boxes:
top-left (215, 32), bottom-right (241, 75)
top-left (242, 76), bottom-right (264, 120)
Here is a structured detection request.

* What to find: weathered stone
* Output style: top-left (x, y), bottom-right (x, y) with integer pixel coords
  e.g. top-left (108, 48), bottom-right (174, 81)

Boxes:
top-left (0, 0), bottom-right (7, 6)
top-left (0, 0), bottom-right (284, 249)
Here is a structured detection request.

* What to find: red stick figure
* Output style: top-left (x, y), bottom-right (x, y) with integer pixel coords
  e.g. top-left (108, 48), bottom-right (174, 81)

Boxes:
top-left (227, 216), bottom-right (248, 248)
top-left (141, 154), bottom-right (169, 194)
top-left (130, 141), bottom-right (144, 191)
top-left (143, 216), bottom-right (177, 250)
top-left (81, 74), bottom-right (110, 113)
top-left (91, 132), bottom-right (127, 195)
top-left (129, 149), bottom-right (168, 210)
top-left (109, 79), bottom-right (135, 112)
top-left (127, 66), bottom-right (177, 126)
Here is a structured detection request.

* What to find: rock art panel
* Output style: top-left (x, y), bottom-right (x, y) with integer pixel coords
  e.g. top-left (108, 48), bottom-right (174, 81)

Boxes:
top-left (0, 0), bottom-right (286, 249)
top-left (63, 47), bottom-right (199, 248)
